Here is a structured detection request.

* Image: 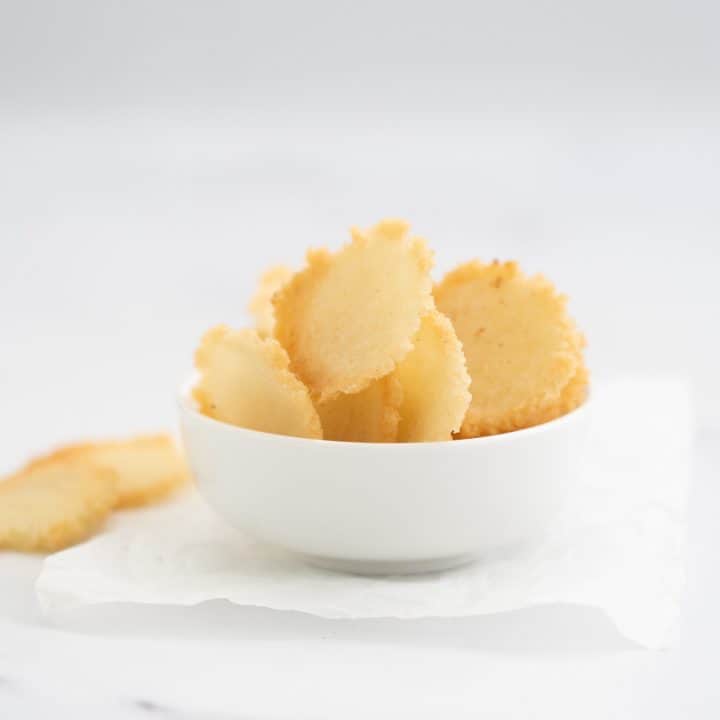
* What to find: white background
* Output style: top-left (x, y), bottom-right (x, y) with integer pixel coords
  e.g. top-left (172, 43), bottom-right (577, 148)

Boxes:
top-left (1, 1), bottom-right (719, 717)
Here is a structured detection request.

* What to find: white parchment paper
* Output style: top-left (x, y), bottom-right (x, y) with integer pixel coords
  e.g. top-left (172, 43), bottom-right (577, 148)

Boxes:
top-left (36, 378), bottom-right (691, 648)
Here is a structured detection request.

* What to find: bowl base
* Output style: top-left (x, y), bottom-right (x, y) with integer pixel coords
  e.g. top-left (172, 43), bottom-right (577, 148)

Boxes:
top-left (299, 552), bottom-right (478, 576)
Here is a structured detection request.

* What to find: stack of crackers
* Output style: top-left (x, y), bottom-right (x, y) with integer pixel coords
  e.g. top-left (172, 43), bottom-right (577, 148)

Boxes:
top-left (0, 435), bottom-right (188, 552)
top-left (195, 219), bottom-right (588, 442)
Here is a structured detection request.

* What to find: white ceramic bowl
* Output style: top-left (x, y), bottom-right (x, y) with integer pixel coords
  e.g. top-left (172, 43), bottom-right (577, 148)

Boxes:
top-left (179, 384), bottom-right (590, 575)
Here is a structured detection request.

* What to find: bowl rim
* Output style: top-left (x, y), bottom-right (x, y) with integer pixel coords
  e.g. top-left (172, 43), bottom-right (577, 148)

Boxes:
top-left (178, 376), bottom-right (591, 449)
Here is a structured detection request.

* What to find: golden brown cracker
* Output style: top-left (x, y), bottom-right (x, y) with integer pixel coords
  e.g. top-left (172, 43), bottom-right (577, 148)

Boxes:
top-left (273, 219), bottom-right (434, 402)
top-left (49, 435), bottom-right (190, 509)
top-left (248, 264), bottom-right (294, 337)
top-left (316, 375), bottom-right (403, 442)
top-left (194, 325), bottom-right (322, 439)
top-left (0, 460), bottom-right (117, 552)
top-left (395, 309), bottom-right (471, 442)
top-left (525, 362), bottom-right (589, 429)
top-left (435, 260), bottom-right (583, 437)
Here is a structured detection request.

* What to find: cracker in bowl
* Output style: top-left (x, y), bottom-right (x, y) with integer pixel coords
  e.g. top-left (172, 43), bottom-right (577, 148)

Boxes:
top-left (273, 219), bottom-right (434, 402)
top-left (435, 260), bottom-right (586, 437)
top-left (194, 325), bottom-right (322, 440)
